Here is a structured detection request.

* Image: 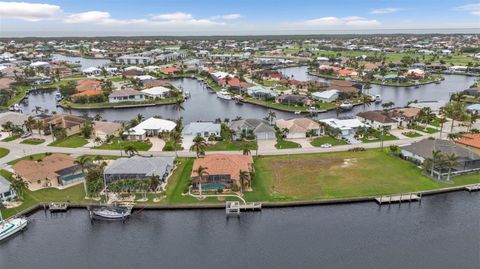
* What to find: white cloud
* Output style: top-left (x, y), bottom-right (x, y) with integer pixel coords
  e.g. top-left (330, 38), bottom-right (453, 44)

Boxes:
top-left (0, 1), bottom-right (61, 21)
top-left (64, 11), bottom-right (147, 25)
top-left (211, 13), bottom-right (242, 20)
top-left (302, 16), bottom-right (380, 27)
top-left (152, 12), bottom-right (193, 21)
top-left (370, 8), bottom-right (402, 14)
top-left (456, 3), bottom-right (480, 16)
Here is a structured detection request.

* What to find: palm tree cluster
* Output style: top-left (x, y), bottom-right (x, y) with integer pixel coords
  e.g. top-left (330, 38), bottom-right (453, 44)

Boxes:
top-left (425, 150), bottom-right (459, 181)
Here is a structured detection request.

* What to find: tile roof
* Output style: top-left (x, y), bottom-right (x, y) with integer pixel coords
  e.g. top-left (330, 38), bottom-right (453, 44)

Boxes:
top-left (12, 153), bottom-right (77, 182)
top-left (276, 118), bottom-right (320, 133)
top-left (191, 154), bottom-right (253, 182)
top-left (44, 114), bottom-right (86, 128)
top-left (455, 134), bottom-right (480, 149)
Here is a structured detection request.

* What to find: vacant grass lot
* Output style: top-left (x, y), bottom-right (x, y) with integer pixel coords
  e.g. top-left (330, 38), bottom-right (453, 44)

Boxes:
top-left (48, 135), bottom-right (88, 148)
top-left (206, 140), bottom-right (258, 151)
top-left (275, 140), bottom-right (301, 149)
top-left (250, 150), bottom-right (480, 201)
top-left (360, 133), bottom-right (398, 143)
top-left (93, 137), bottom-right (152, 151)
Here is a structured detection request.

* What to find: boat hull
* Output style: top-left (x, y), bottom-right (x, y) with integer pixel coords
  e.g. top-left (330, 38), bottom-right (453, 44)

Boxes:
top-left (89, 206), bottom-right (132, 221)
top-left (0, 218), bottom-right (28, 242)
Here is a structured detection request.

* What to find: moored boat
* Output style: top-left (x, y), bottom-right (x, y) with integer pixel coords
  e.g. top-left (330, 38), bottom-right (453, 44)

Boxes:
top-left (216, 90), bottom-right (232, 100)
top-left (89, 205), bottom-right (132, 221)
top-left (339, 102), bottom-right (353, 110)
top-left (0, 210), bottom-right (28, 242)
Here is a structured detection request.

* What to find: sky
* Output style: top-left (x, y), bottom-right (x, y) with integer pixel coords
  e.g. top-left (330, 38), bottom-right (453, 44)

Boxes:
top-left (0, 0), bottom-right (479, 37)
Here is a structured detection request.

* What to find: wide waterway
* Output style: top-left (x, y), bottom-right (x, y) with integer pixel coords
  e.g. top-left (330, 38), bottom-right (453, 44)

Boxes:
top-left (19, 63), bottom-right (478, 124)
top-left (1, 191), bottom-right (479, 269)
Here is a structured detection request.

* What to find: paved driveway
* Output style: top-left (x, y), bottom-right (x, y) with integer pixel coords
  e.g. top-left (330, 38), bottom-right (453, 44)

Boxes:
top-left (148, 137), bottom-right (166, 151)
top-left (286, 138), bottom-right (314, 149)
top-left (257, 139), bottom-right (276, 151)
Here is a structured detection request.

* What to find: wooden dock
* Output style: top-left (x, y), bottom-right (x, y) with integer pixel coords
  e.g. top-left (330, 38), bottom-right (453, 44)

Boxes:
top-left (48, 202), bottom-right (70, 212)
top-left (465, 184), bottom-right (480, 192)
top-left (226, 201), bottom-right (262, 216)
top-left (375, 193), bottom-right (421, 205)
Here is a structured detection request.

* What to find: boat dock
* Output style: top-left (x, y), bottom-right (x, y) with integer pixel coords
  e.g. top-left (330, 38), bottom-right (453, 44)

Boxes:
top-left (465, 184), bottom-right (480, 192)
top-left (226, 201), bottom-right (262, 216)
top-left (375, 193), bottom-right (421, 205)
top-left (48, 203), bottom-right (70, 212)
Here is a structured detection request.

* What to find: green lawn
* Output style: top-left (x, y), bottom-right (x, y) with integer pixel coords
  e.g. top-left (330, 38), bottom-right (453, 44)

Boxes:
top-left (402, 131), bottom-right (423, 138)
top-left (48, 135), bottom-right (88, 148)
top-left (20, 138), bottom-right (46, 145)
top-left (7, 153), bottom-right (49, 165)
top-left (93, 137), bottom-right (152, 151)
top-left (275, 139), bottom-right (301, 149)
top-left (1, 134), bottom-right (19, 142)
top-left (248, 150), bottom-right (480, 201)
top-left (60, 96), bottom-right (182, 109)
top-left (360, 133), bottom-right (398, 143)
top-left (310, 136), bottom-right (348, 147)
top-left (1, 170), bottom-right (90, 219)
top-left (206, 140), bottom-right (258, 151)
top-left (414, 125), bottom-right (439, 134)
top-left (0, 147), bottom-right (10, 159)
top-left (244, 97), bottom-right (336, 112)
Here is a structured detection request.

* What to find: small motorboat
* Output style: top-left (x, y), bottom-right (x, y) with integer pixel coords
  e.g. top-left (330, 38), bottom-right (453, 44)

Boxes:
top-left (339, 102), bottom-right (353, 110)
top-left (89, 205), bottom-right (132, 221)
top-left (55, 92), bottom-right (63, 102)
top-left (293, 111), bottom-right (302, 115)
top-left (9, 103), bottom-right (21, 112)
top-left (49, 202), bottom-right (69, 213)
top-left (0, 215), bottom-right (28, 242)
top-left (216, 90), bottom-right (232, 100)
top-left (371, 94), bottom-right (382, 103)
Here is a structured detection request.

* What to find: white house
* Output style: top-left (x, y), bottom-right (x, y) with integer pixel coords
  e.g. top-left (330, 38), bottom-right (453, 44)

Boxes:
top-left (82, 67), bottom-right (101, 76)
top-left (320, 118), bottom-right (366, 136)
top-left (183, 122), bottom-right (221, 138)
top-left (141, 86), bottom-right (171, 99)
top-left (134, 75), bottom-right (155, 82)
top-left (275, 118), bottom-right (320, 138)
top-left (312, 90), bottom-right (339, 102)
top-left (125, 117), bottom-right (176, 140)
top-left (108, 89), bottom-right (145, 103)
top-left (0, 175), bottom-right (16, 202)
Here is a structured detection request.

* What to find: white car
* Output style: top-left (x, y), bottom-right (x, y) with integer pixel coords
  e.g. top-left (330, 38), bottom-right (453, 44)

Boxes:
top-left (320, 143), bottom-right (332, 148)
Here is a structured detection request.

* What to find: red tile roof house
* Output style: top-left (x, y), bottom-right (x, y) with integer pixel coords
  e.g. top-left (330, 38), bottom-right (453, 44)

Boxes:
top-left (159, 67), bottom-right (180, 75)
top-left (191, 154), bottom-right (254, 192)
top-left (455, 134), bottom-right (480, 153)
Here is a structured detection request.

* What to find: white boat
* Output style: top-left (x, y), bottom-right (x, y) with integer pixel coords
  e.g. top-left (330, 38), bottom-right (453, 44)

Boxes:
top-left (9, 103), bottom-right (21, 112)
top-left (89, 205), bottom-right (132, 221)
top-left (55, 92), bottom-right (63, 101)
top-left (0, 211), bottom-right (28, 242)
top-left (216, 90), bottom-right (232, 100)
top-left (370, 94), bottom-right (382, 103)
top-left (339, 102), bottom-right (353, 110)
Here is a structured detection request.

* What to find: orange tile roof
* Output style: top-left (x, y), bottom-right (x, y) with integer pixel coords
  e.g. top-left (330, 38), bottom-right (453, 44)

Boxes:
top-left (76, 79), bottom-right (101, 92)
top-left (191, 154), bottom-right (253, 183)
top-left (12, 154), bottom-right (77, 183)
top-left (72, 89), bottom-right (103, 97)
top-left (160, 67), bottom-right (180, 74)
top-left (455, 134), bottom-right (480, 149)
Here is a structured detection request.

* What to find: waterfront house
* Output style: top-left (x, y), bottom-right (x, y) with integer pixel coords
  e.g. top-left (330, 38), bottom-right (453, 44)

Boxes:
top-left (229, 118), bottom-right (276, 140)
top-left (320, 118), bottom-right (366, 137)
top-left (455, 134), bottom-right (480, 151)
top-left (183, 122), bottom-right (221, 138)
top-left (76, 79), bottom-right (102, 92)
top-left (108, 89), bottom-right (145, 103)
top-left (143, 79), bottom-right (171, 88)
top-left (93, 121), bottom-right (122, 140)
top-left (125, 117), bottom-right (176, 140)
top-left (12, 153), bottom-right (85, 191)
top-left (401, 139), bottom-right (480, 171)
top-left (104, 156), bottom-right (175, 186)
top-left (141, 86), bottom-right (171, 99)
top-left (191, 154), bottom-right (254, 191)
top-left (82, 67), bottom-right (101, 76)
top-left (0, 175), bottom-right (16, 202)
top-left (463, 86), bottom-right (480, 98)
top-left (276, 94), bottom-right (313, 107)
top-left (466, 104), bottom-right (480, 113)
top-left (247, 85), bottom-right (278, 99)
top-left (275, 118), bottom-right (320, 138)
top-left (0, 112), bottom-right (29, 130)
top-left (357, 111), bottom-right (398, 130)
top-left (159, 67), bottom-right (180, 75)
top-left (311, 90), bottom-right (339, 102)
top-left (43, 114), bottom-right (86, 136)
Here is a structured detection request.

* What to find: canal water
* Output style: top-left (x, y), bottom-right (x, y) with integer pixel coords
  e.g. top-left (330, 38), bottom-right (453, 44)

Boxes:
top-left (1, 191), bottom-right (479, 269)
top-left (19, 63), bottom-right (478, 124)
top-left (51, 54), bottom-right (111, 69)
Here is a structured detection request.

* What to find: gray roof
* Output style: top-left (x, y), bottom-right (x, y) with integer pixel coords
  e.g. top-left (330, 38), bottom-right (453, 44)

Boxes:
top-left (183, 122), bottom-right (221, 135)
top-left (109, 89), bottom-right (143, 98)
top-left (229, 118), bottom-right (275, 133)
top-left (104, 156), bottom-right (175, 177)
top-left (0, 112), bottom-right (29, 126)
top-left (401, 139), bottom-right (480, 161)
top-left (0, 175), bottom-right (11, 193)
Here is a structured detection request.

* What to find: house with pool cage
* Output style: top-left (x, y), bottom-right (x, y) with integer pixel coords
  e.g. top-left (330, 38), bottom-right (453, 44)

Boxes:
top-left (191, 154), bottom-right (254, 192)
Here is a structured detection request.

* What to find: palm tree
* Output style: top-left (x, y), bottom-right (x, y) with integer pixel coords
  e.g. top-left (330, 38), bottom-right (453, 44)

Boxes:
top-left (149, 174), bottom-right (160, 192)
top-left (431, 150), bottom-right (442, 177)
top-left (443, 153), bottom-right (459, 181)
top-left (190, 135), bottom-right (207, 157)
top-left (24, 116), bottom-right (36, 133)
top-left (35, 119), bottom-right (44, 135)
top-left (11, 178), bottom-right (29, 200)
top-left (75, 156), bottom-right (92, 197)
top-left (239, 170), bottom-right (250, 193)
top-left (173, 99), bottom-right (184, 113)
top-left (124, 145), bottom-right (138, 157)
top-left (361, 94), bottom-right (372, 111)
top-left (242, 144), bottom-right (251, 156)
top-left (93, 114), bottom-right (102, 121)
top-left (467, 111), bottom-right (479, 132)
top-left (194, 165), bottom-right (208, 197)
top-left (267, 110), bottom-right (276, 125)
top-left (170, 131), bottom-right (182, 157)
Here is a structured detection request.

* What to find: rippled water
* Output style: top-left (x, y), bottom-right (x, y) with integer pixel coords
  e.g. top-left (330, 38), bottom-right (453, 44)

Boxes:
top-left (1, 191), bottom-right (479, 269)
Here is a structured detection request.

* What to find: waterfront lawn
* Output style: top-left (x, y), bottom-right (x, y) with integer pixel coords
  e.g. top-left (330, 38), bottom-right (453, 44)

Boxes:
top-left (48, 135), bottom-right (88, 148)
top-left (402, 131), bottom-right (423, 138)
top-left (1, 134), bottom-right (20, 142)
top-left (60, 97), bottom-right (181, 109)
top-left (0, 147), bottom-right (9, 159)
top-left (93, 137), bottom-right (152, 151)
top-left (249, 149), bottom-right (480, 201)
top-left (20, 138), bottom-right (46, 145)
top-left (310, 136), bottom-right (348, 147)
top-left (275, 139), bottom-right (301, 149)
top-left (1, 170), bottom-right (89, 219)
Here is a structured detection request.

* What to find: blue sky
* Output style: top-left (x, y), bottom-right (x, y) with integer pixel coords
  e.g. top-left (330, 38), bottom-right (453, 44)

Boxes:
top-left (0, 0), bottom-right (479, 36)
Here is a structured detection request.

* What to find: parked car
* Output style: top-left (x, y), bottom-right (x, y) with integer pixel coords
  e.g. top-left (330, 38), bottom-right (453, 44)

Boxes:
top-left (20, 132), bottom-right (32, 138)
top-left (321, 143), bottom-right (332, 148)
